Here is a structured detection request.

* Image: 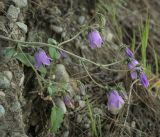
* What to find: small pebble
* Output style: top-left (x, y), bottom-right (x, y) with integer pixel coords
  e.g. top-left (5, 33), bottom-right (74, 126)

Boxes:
top-left (131, 121), bottom-right (136, 128)
top-left (55, 64), bottom-right (70, 83)
top-left (19, 73), bottom-right (25, 86)
top-left (7, 5), bottom-right (20, 21)
top-left (79, 83), bottom-right (86, 96)
top-left (78, 16), bottom-right (85, 25)
top-left (0, 105), bottom-right (5, 118)
top-left (50, 25), bottom-right (63, 34)
top-left (84, 123), bottom-right (90, 129)
top-left (16, 22), bottom-right (28, 33)
top-left (0, 74), bottom-right (10, 89)
top-left (12, 0), bottom-right (28, 8)
top-left (61, 31), bottom-right (66, 38)
top-left (11, 101), bottom-right (21, 112)
top-left (62, 131), bottom-right (69, 137)
top-left (3, 71), bottom-right (13, 81)
top-left (0, 91), bottom-right (5, 97)
top-left (56, 98), bottom-right (67, 114)
top-left (77, 114), bottom-right (83, 123)
top-left (79, 100), bottom-right (85, 108)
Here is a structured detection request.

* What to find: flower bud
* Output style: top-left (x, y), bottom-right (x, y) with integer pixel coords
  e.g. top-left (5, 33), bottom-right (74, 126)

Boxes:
top-left (128, 59), bottom-right (139, 70)
top-left (139, 72), bottom-right (149, 88)
top-left (63, 95), bottom-right (75, 109)
top-left (125, 48), bottom-right (134, 58)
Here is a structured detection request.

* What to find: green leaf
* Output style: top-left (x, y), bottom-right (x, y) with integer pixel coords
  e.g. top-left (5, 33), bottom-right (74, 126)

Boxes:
top-left (50, 106), bottom-right (64, 133)
top-left (48, 84), bottom-right (56, 96)
top-left (1, 48), bottom-right (17, 58)
top-left (48, 38), bottom-right (57, 45)
top-left (38, 66), bottom-right (47, 77)
top-left (15, 53), bottom-right (35, 67)
top-left (49, 47), bottom-right (60, 60)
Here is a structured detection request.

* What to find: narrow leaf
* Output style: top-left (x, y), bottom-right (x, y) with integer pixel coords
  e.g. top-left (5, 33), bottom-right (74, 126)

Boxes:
top-left (15, 53), bottom-right (35, 67)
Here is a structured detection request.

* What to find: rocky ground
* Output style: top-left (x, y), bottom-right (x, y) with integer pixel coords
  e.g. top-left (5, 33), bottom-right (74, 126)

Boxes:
top-left (0, 0), bottom-right (160, 137)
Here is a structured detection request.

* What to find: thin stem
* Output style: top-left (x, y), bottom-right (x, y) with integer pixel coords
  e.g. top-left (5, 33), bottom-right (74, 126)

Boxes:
top-left (81, 61), bottom-right (106, 89)
top-left (0, 35), bottom-right (126, 72)
top-left (120, 79), bottom-right (139, 136)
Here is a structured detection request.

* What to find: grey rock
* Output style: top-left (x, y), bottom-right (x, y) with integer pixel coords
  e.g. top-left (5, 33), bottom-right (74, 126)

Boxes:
top-left (55, 64), bottom-right (74, 96)
top-left (11, 101), bottom-right (21, 112)
top-left (77, 114), bottom-right (83, 123)
top-left (55, 64), bottom-right (70, 83)
top-left (61, 31), bottom-right (66, 38)
top-left (7, 5), bottom-right (20, 21)
top-left (62, 131), bottom-right (69, 137)
top-left (84, 123), bottom-right (90, 129)
top-left (0, 91), bottom-right (5, 97)
top-left (78, 100), bottom-right (85, 108)
top-left (131, 121), bottom-right (136, 128)
top-left (50, 25), bottom-right (63, 34)
top-left (16, 22), bottom-right (28, 33)
top-left (12, 0), bottom-right (28, 8)
top-left (55, 98), bottom-right (67, 113)
top-left (78, 16), bottom-right (85, 25)
top-left (0, 105), bottom-right (5, 118)
top-left (0, 74), bottom-right (10, 89)
top-left (79, 83), bottom-right (86, 95)
top-left (3, 71), bottom-right (13, 81)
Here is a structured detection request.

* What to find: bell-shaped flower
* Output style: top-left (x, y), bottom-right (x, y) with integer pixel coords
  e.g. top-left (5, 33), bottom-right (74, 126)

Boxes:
top-left (130, 70), bottom-right (138, 79)
top-left (139, 72), bottom-right (149, 88)
top-left (63, 95), bottom-right (74, 109)
top-left (128, 59), bottom-right (139, 70)
top-left (88, 30), bottom-right (103, 49)
top-left (34, 49), bottom-right (51, 69)
top-left (125, 48), bottom-right (134, 58)
top-left (60, 51), bottom-right (67, 58)
top-left (107, 90), bottom-right (124, 115)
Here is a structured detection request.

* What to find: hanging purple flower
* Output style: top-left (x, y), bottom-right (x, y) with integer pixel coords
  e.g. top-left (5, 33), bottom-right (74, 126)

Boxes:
top-left (34, 49), bottom-right (51, 69)
top-left (139, 72), bottom-right (149, 88)
top-left (125, 48), bottom-right (134, 58)
top-left (60, 51), bottom-right (67, 58)
top-left (128, 59), bottom-right (139, 70)
top-left (63, 95), bottom-right (74, 109)
top-left (107, 90), bottom-right (124, 115)
top-left (130, 70), bottom-right (138, 79)
top-left (88, 30), bottom-right (103, 49)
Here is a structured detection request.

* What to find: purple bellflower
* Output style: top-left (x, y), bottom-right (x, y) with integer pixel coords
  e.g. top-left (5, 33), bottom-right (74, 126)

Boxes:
top-left (128, 59), bottom-right (139, 70)
top-left (139, 72), bottom-right (149, 88)
top-left (63, 95), bottom-right (74, 109)
top-left (60, 51), bottom-right (67, 58)
top-left (107, 90), bottom-right (124, 115)
top-left (125, 48), bottom-right (134, 58)
top-left (88, 30), bottom-right (103, 49)
top-left (130, 70), bottom-right (138, 79)
top-left (34, 49), bottom-right (51, 69)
